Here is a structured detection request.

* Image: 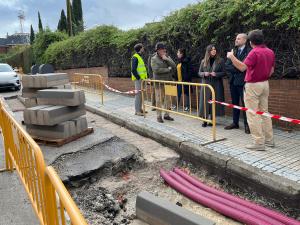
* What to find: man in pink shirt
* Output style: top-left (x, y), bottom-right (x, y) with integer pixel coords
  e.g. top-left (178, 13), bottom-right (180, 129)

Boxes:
top-left (227, 30), bottom-right (275, 151)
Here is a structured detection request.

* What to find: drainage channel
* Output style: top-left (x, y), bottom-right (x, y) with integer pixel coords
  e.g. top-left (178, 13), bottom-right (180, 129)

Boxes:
top-left (5, 97), bottom-right (300, 225)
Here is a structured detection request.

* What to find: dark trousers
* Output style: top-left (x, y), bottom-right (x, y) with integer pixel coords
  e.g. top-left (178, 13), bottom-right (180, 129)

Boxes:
top-left (230, 84), bottom-right (248, 126)
top-left (177, 85), bottom-right (190, 108)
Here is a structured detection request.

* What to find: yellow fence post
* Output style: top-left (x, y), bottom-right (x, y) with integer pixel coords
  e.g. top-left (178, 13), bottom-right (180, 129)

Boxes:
top-left (0, 102), bottom-right (13, 171)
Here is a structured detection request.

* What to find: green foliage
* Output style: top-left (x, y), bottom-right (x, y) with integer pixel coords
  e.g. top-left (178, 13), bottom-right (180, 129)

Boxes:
top-left (66, 0), bottom-right (73, 36)
top-left (57, 9), bottom-right (68, 33)
top-left (72, 0), bottom-right (84, 33)
top-left (0, 46), bottom-right (33, 73)
top-left (38, 11), bottom-right (43, 32)
top-left (32, 31), bottom-right (68, 64)
top-left (30, 25), bottom-right (35, 45)
top-left (44, 25), bottom-right (119, 69)
top-left (41, 0), bottom-right (300, 77)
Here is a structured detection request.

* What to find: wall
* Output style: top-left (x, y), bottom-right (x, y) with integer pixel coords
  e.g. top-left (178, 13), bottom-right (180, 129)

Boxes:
top-left (60, 67), bottom-right (300, 131)
top-left (0, 46), bottom-right (8, 54)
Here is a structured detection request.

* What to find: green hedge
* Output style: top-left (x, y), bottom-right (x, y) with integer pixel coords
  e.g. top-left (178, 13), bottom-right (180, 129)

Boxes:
top-left (42, 0), bottom-right (300, 78)
top-left (0, 46), bottom-right (33, 74)
top-left (33, 30), bottom-right (68, 64)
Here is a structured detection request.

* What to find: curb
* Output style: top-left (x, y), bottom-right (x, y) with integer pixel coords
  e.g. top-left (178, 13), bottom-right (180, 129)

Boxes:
top-left (136, 191), bottom-right (215, 225)
top-left (85, 104), bottom-right (300, 208)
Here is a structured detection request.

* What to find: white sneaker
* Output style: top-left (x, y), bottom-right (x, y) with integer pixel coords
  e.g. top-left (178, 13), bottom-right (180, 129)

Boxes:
top-left (246, 144), bottom-right (265, 151)
top-left (171, 105), bottom-right (176, 110)
top-left (184, 107), bottom-right (190, 112)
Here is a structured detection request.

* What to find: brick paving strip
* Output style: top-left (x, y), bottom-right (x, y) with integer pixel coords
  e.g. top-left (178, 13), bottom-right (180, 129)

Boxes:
top-left (85, 91), bottom-right (300, 208)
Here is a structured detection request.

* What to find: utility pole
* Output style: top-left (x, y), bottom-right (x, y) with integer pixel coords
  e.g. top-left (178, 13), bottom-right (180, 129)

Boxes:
top-left (66, 0), bottom-right (73, 36)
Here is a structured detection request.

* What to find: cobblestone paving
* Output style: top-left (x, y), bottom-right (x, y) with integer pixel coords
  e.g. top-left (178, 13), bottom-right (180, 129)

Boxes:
top-left (86, 91), bottom-right (300, 183)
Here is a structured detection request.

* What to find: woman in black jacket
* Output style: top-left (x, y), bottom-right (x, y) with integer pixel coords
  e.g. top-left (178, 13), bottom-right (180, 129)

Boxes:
top-left (198, 45), bottom-right (225, 127)
top-left (176, 48), bottom-right (192, 111)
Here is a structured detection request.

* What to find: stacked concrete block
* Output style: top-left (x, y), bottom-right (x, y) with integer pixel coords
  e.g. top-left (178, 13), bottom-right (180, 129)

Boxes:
top-left (22, 73), bottom-right (71, 108)
top-left (22, 73), bottom-right (69, 88)
top-left (22, 73), bottom-right (89, 141)
top-left (36, 89), bottom-right (85, 106)
top-left (26, 116), bottom-right (87, 139)
top-left (71, 117), bottom-right (88, 135)
top-left (24, 105), bottom-right (85, 126)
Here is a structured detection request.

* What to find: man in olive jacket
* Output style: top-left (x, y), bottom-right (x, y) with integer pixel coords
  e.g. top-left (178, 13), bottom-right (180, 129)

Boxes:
top-left (151, 42), bottom-right (176, 123)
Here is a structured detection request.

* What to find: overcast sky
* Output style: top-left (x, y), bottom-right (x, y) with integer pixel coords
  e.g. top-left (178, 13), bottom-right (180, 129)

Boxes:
top-left (0, 0), bottom-right (199, 37)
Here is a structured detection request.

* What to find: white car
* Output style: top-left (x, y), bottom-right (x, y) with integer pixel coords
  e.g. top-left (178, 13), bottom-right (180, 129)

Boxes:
top-left (0, 63), bottom-right (21, 91)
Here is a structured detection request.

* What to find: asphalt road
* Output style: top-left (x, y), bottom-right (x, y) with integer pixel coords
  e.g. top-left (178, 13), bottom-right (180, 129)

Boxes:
top-left (0, 89), bottom-right (38, 225)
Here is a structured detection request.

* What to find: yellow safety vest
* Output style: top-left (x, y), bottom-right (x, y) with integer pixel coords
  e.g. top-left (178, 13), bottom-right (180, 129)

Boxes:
top-left (131, 53), bottom-right (148, 81)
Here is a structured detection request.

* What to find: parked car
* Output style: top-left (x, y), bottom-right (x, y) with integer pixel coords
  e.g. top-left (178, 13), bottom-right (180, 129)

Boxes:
top-left (0, 63), bottom-right (21, 91)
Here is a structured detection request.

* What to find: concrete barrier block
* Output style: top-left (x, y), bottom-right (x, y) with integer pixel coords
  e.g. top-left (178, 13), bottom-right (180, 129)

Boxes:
top-left (37, 89), bottom-right (86, 106)
top-left (24, 105), bottom-right (52, 124)
top-left (53, 84), bottom-right (72, 89)
top-left (22, 88), bottom-right (38, 98)
top-left (69, 120), bottom-right (77, 136)
top-left (64, 83), bottom-right (72, 89)
top-left (26, 121), bottom-right (72, 139)
top-left (22, 73), bottom-right (69, 88)
top-left (80, 116), bottom-right (88, 132)
top-left (33, 105), bottom-right (86, 126)
top-left (71, 117), bottom-right (88, 134)
top-left (24, 98), bottom-right (38, 108)
top-left (136, 191), bottom-right (215, 225)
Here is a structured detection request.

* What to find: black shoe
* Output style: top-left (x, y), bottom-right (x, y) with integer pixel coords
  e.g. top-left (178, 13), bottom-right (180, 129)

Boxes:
top-left (151, 108), bottom-right (156, 111)
top-left (224, 123), bottom-right (239, 130)
top-left (245, 125), bottom-right (251, 134)
top-left (164, 115), bottom-right (174, 121)
top-left (202, 122), bottom-right (207, 127)
top-left (157, 117), bottom-right (164, 123)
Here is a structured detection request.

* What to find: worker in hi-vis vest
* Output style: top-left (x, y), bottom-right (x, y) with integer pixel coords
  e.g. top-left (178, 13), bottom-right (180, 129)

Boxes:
top-left (131, 43), bottom-right (148, 116)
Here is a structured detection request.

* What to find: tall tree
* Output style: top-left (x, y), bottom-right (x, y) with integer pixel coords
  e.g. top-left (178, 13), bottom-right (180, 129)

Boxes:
top-left (66, 0), bottom-right (73, 36)
top-left (57, 9), bottom-right (68, 33)
top-left (30, 25), bottom-right (35, 44)
top-left (38, 11), bottom-right (43, 32)
top-left (72, 0), bottom-right (84, 33)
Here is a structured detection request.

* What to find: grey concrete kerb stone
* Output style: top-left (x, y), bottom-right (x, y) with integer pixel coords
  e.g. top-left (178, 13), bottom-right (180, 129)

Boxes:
top-left (136, 191), bottom-right (215, 225)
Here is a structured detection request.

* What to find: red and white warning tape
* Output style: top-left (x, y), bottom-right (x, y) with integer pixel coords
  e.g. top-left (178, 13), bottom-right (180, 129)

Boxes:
top-left (209, 100), bottom-right (300, 125)
top-left (75, 78), bottom-right (141, 95)
top-left (103, 83), bottom-right (141, 95)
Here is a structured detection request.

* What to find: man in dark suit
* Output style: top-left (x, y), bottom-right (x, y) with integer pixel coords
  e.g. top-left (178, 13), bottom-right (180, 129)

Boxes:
top-left (225, 33), bottom-right (252, 134)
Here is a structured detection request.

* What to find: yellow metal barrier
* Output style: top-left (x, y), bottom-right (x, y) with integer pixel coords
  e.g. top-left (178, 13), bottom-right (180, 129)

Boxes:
top-left (70, 73), bottom-right (104, 105)
top-left (0, 100), bottom-right (88, 225)
top-left (142, 79), bottom-right (217, 141)
top-left (45, 166), bottom-right (88, 225)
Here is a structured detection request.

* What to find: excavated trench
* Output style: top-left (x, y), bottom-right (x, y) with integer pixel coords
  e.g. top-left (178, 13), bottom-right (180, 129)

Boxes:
top-left (51, 138), bottom-right (299, 225)
top-left (5, 97), bottom-right (300, 225)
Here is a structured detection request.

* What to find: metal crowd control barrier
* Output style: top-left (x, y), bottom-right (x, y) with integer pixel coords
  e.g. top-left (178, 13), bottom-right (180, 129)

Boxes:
top-left (141, 79), bottom-right (217, 141)
top-left (70, 73), bottom-right (104, 105)
top-left (0, 100), bottom-right (88, 225)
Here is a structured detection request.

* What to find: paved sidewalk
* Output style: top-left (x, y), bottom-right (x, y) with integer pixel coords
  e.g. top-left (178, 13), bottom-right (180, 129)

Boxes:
top-left (85, 90), bottom-right (300, 207)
